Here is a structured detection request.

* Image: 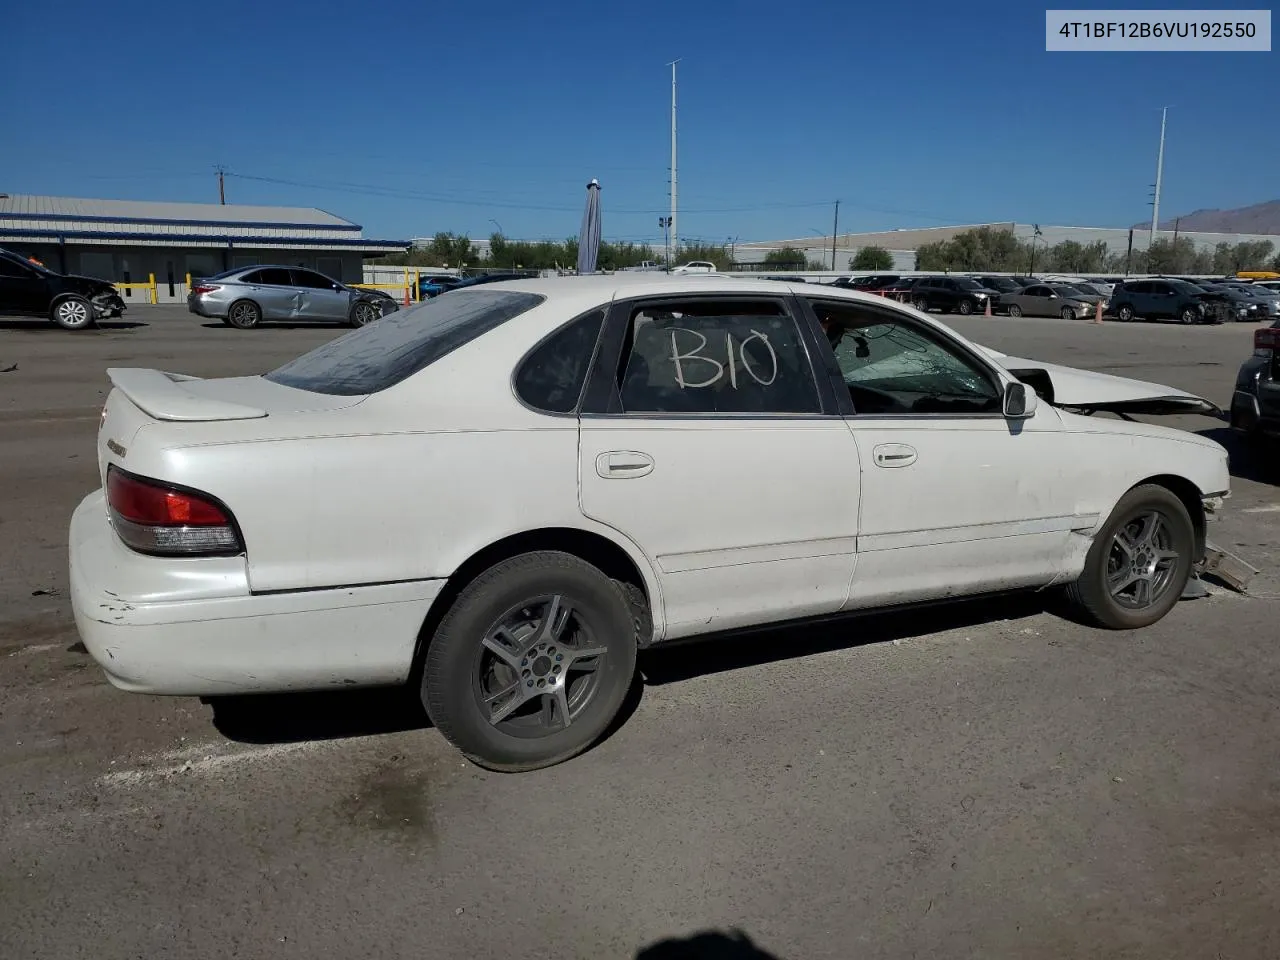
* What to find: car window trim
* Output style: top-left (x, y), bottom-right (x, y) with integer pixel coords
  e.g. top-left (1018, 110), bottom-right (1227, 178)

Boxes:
top-left (580, 293), bottom-right (840, 419)
top-left (510, 304), bottom-right (610, 418)
top-left (797, 295), bottom-right (1010, 420)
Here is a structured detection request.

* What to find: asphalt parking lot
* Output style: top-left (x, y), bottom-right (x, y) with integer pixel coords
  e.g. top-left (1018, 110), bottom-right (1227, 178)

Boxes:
top-left (2, 305), bottom-right (1279, 959)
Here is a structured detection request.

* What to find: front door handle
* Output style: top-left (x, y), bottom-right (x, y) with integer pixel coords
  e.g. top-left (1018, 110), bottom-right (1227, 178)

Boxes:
top-left (596, 451), bottom-right (655, 479)
top-left (873, 443), bottom-right (917, 468)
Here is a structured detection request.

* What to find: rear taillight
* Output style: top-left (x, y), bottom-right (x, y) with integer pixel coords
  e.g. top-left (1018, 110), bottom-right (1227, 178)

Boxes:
top-left (106, 466), bottom-right (242, 556)
top-left (192, 284), bottom-right (222, 295)
top-left (1255, 327), bottom-right (1279, 355)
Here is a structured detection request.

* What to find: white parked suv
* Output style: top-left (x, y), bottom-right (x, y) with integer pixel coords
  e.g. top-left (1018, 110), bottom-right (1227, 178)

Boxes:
top-left (671, 261), bottom-right (717, 274)
top-left (70, 275), bottom-right (1230, 770)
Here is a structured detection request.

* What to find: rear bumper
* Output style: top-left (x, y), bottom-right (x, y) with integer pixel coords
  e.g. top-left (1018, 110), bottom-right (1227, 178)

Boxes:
top-left (68, 490), bottom-right (444, 695)
top-left (186, 296), bottom-right (220, 319)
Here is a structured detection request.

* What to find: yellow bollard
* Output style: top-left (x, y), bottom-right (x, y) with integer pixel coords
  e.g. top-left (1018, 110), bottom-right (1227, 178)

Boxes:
top-left (149, 273), bottom-right (157, 305)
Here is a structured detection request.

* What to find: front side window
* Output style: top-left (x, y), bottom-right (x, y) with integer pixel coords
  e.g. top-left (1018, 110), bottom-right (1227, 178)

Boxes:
top-left (266, 290), bottom-right (545, 396)
top-left (616, 299), bottom-right (821, 415)
top-left (0, 256), bottom-right (36, 279)
top-left (808, 299), bottom-right (1001, 416)
top-left (291, 269), bottom-right (334, 289)
top-left (513, 308), bottom-right (605, 413)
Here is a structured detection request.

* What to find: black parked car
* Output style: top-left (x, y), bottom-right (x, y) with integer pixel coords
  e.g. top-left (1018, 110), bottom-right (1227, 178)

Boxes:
top-left (970, 275), bottom-right (1025, 295)
top-left (909, 276), bottom-right (1000, 315)
top-left (0, 247), bottom-right (126, 330)
top-left (1230, 321), bottom-right (1280, 468)
top-left (1107, 279), bottom-right (1223, 324)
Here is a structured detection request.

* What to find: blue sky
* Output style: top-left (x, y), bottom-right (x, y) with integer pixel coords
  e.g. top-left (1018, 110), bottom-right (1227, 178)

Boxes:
top-left (2, 0), bottom-right (1275, 246)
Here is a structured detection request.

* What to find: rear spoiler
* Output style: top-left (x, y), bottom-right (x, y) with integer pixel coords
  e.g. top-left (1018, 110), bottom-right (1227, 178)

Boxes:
top-left (106, 368), bottom-right (268, 422)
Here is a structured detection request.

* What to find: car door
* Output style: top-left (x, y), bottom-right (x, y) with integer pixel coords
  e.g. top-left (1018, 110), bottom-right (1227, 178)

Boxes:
top-left (242, 268), bottom-right (299, 319)
top-left (1146, 281), bottom-right (1178, 318)
top-left (1019, 285), bottom-right (1054, 316)
top-left (291, 268), bottom-right (350, 322)
top-left (577, 294), bottom-right (861, 640)
top-left (0, 256), bottom-right (51, 316)
top-left (802, 296), bottom-right (1085, 609)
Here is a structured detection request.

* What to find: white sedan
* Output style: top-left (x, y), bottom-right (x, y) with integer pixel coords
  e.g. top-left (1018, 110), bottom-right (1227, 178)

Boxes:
top-left (70, 274), bottom-right (1230, 771)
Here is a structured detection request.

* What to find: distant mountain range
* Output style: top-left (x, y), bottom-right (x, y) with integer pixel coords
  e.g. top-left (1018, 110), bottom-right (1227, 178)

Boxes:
top-left (1132, 199), bottom-right (1280, 235)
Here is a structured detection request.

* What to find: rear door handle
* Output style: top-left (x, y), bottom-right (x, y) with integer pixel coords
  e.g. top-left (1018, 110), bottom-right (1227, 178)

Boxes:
top-left (596, 451), bottom-right (655, 479)
top-left (873, 443), bottom-right (917, 468)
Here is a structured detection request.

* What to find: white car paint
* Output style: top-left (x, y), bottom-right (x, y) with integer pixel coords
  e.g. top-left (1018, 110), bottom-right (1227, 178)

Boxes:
top-left (671, 261), bottom-right (716, 274)
top-left (70, 274), bottom-right (1231, 695)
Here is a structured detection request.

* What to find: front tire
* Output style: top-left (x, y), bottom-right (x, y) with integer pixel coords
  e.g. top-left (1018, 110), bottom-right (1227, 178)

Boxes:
top-left (1061, 306), bottom-right (1076, 321)
top-left (51, 296), bottom-right (94, 330)
top-left (350, 300), bottom-right (381, 327)
top-left (1117, 304), bottom-right (1135, 322)
top-left (911, 297), bottom-right (928, 312)
top-left (958, 299), bottom-right (975, 315)
top-left (1064, 484), bottom-right (1195, 630)
top-left (227, 300), bottom-right (262, 329)
top-left (1008, 304), bottom-right (1024, 318)
top-left (422, 551), bottom-right (640, 772)
top-left (1179, 306), bottom-right (1198, 325)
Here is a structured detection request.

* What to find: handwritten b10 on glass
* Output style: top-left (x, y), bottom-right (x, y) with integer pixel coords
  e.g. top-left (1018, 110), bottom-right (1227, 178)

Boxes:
top-left (1045, 10), bottom-right (1272, 51)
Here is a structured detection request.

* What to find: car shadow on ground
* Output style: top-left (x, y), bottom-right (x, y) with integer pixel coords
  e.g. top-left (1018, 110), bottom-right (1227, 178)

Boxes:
top-left (1198, 425), bottom-right (1277, 485)
top-left (209, 593), bottom-right (1048, 748)
top-left (0, 320), bottom-right (147, 332)
top-left (635, 929), bottom-right (782, 959)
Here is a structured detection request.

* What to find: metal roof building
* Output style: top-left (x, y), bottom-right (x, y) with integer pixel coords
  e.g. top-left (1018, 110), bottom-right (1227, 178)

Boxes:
top-left (0, 193), bottom-right (408, 303)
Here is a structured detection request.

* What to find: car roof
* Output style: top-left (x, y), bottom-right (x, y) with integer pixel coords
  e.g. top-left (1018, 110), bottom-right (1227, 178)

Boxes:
top-left (448, 271), bottom-right (912, 315)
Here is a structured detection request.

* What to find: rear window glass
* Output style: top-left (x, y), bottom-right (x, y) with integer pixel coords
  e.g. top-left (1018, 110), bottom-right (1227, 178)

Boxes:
top-left (265, 290), bottom-right (545, 396)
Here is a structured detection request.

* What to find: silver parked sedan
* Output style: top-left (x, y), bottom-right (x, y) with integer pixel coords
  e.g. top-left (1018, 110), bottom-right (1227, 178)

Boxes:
top-left (999, 283), bottom-right (1101, 320)
top-left (188, 265), bottom-right (398, 329)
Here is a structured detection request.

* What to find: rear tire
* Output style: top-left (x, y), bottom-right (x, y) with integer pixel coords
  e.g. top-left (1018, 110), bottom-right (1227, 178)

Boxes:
top-left (227, 300), bottom-right (261, 329)
top-left (958, 299), bottom-right (974, 315)
top-left (422, 551), bottom-right (640, 772)
top-left (1064, 484), bottom-right (1195, 630)
top-left (51, 296), bottom-right (94, 330)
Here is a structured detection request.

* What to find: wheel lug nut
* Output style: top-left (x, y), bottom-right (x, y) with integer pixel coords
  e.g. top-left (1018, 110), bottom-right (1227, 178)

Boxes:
top-left (526, 680), bottom-right (533, 687)
top-left (537, 679), bottom-right (545, 688)
top-left (555, 654), bottom-right (563, 662)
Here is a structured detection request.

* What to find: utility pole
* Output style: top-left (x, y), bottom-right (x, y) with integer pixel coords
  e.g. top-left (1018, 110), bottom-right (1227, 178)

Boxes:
top-left (1149, 106), bottom-right (1168, 247)
top-left (215, 165), bottom-right (226, 205)
top-left (669, 59), bottom-right (679, 264)
top-left (831, 200), bottom-right (840, 270)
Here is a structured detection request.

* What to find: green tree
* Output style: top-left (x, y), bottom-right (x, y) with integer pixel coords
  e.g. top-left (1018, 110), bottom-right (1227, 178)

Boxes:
top-left (763, 246), bottom-right (806, 268)
top-left (850, 246), bottom-right (894, 270)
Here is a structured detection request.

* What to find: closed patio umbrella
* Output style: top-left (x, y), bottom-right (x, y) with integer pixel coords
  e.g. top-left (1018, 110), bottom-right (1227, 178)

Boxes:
top-left (576, 179), bottom-right (602, 274)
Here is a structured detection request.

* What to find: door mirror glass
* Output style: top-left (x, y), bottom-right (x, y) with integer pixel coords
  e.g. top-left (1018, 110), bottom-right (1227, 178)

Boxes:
top-left (1003, 380), bottom-right (1036, 419)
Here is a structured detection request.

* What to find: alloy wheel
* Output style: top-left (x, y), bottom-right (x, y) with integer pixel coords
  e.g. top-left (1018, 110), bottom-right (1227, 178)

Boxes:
top-left (1106, 510), bottom-right (1180, 610)
top-left (473, 595), bottom-right (607, 736)
top-left (56, 300), bottom-right (90, 328)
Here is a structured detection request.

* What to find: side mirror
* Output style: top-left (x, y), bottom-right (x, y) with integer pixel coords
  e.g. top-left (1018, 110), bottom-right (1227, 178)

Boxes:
top-left (1003, 381), bottom-right (1037, 419)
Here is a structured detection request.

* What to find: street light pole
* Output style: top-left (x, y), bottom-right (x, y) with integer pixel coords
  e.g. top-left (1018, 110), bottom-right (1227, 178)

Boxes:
top-left (831, 200), bottom-right (840, 270)
top-left (1150, 106), bottom-right (1169, 247)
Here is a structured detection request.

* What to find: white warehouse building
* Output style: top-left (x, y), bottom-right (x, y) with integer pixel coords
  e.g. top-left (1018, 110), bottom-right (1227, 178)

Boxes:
top-left (736, 221), bottom-right (1280, 271)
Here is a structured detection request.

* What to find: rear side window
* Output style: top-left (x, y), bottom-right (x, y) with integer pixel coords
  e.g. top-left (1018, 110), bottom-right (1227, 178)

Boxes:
top-left (514, 309), bottom-right (605, 413)
top-left (266, 290), bottom-right (545, 396)
top-left (616, 299), bottom-right (821, 415)
top-left (256, 268), bottom-right (293, 286)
